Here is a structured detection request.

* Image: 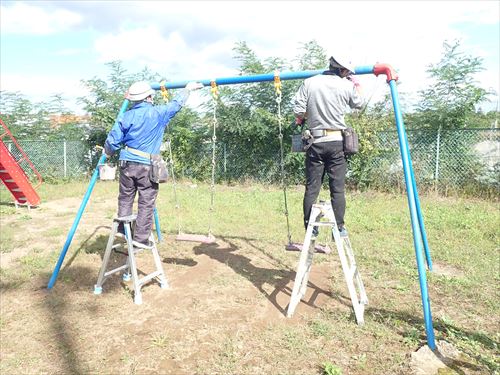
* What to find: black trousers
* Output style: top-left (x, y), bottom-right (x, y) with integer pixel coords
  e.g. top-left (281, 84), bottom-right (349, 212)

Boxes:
top-left (118, 162), bottom-right (159, 244)
top-left (303, 141), bottom-right (346, 230)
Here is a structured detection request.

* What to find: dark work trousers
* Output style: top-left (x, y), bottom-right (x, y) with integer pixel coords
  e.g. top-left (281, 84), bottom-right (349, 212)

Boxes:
top-left (303, 140), bottom-right (346, 230)
top-left (118, 161), bottom-right (159, 244)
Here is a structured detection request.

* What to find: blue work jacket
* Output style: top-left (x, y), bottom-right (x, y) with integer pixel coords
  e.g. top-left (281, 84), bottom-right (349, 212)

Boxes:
top-left (104, 91), bottom-right (189, 164)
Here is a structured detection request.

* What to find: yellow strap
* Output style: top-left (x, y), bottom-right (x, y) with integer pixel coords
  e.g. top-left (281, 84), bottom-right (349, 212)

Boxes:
top-left (210, 80), bottom-right (219, 100)
top-left (274, 70), bottom-right (282, 96)
top-left (160, 80), bottom-right (170, 102)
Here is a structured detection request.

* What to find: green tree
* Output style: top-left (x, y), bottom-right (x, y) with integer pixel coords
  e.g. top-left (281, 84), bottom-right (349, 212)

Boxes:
top-left (78, 61), bottom-right (166, 148)
top-left (296, 40), bottom-right (327, 70)
top-left (0, 90), bottom-right (88, 140)
top-left (414, 40), bottom-right (491, 129)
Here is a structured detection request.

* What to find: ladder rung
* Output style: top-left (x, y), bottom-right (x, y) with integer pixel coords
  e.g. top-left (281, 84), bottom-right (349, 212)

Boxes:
top-left (11, 188), bottom-right (21, 192)
top-left (104, 264), bottom-right (129, 278)
top-left (0, 170), bottom-right (7, 173)
top-left (313, 222), bottom-right (336, 226)
top-left (138, 271), bottom-right (162, 286)
top-left (5, 179), bottom-right (14, 182)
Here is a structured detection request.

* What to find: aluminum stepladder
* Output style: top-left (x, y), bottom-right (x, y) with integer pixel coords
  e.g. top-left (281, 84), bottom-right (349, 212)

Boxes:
top-left (93, 214), bottom-right (168, 304)
top-left (287, 202), bottom-right (368, 324)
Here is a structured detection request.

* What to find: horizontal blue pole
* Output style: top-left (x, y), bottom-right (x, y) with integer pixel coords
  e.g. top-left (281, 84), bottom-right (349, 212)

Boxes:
top-left (151, 66), bottom-right (374, 90)
top-left (389, 79), bottom-right (435, 350)
top-left (47, 99), bottom-right (130, 289)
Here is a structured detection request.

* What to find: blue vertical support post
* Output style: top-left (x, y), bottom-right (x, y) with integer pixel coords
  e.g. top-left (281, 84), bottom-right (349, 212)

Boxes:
top-left (387, 76), bottom-right (436, 350)
top-left (404, 132), bottom-right (433, 270)
top-left (358, 65), bottom-right (432, 270)
top-left (153, 207), bottom-right (162, 242)
top-left (47, 99), bottom-right (130, 289)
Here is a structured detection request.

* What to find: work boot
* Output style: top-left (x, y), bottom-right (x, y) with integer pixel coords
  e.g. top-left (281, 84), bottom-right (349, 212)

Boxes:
top-left (132, 240), bottom-right (154, 250)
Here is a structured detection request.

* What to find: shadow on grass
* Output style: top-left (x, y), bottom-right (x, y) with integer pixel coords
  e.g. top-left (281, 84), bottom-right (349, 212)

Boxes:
top-left (41, 266), bottom-right (102, 374)
top-left (191, 235), bottom-right (332, 316)
top-left (367, 306), bottom-right (497, 373)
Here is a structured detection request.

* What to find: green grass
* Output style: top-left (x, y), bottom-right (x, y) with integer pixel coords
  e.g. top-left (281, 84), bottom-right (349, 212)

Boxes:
top-left (0, 180), bottom-right (498, 374)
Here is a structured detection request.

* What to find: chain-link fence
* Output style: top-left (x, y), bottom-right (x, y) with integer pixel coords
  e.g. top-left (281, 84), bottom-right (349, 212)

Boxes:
top-left (367, 128), bottom-right (499, 192)
top-left (3, 128), bottom-right (499, 194)
top-left (3, 140), bottom-right (90, 180)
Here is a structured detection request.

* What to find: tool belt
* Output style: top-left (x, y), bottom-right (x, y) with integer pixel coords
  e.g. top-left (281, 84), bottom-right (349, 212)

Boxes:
top-left (124, 146), bottom-right (151, 159)
top-left (310, 129), bottom-right (343, 139)
top-left (125, 146), bottom-right (168, 183)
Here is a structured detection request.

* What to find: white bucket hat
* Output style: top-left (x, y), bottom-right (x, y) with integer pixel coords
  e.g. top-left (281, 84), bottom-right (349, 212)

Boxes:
top-left (126, 81), bottom-right (155, 102)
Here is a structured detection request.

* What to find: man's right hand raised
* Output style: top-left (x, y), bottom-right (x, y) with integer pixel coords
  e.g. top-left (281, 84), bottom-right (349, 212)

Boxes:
top-left (185, 81), bottom-right (204, 91)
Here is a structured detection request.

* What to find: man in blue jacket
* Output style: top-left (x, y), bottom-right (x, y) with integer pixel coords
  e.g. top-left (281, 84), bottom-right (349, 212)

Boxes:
top-left (293, 54), bottom-right (364, 237)
top-left (104, 80), bottom-right (203, 248)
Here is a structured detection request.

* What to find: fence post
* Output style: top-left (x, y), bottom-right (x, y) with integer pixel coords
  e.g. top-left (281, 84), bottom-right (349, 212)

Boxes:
top-left (223, 143), bottom-right (227, 174)
top-left (63, 141), bottom-right (67, 178)
top-left (434, 126), bottom-right (441, 183)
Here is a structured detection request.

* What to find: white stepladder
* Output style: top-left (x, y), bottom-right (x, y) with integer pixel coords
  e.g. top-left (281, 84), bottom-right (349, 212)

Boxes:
top-left (93, 214), bottom-right (168, 305)
top-left (287, 202), bottom-right (368, 324)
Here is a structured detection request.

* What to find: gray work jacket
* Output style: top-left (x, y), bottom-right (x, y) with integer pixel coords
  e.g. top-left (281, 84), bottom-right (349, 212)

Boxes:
top-left (292, 74), bottom-right (364, 133)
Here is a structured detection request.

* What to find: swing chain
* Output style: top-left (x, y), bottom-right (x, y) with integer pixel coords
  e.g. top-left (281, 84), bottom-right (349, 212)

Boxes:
top-left (208, 80), bottom-right (219, 236)
top-left (274, 71), bottom-right (292, 245)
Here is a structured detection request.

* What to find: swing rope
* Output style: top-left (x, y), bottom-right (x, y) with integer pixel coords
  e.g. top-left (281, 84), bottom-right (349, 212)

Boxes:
top-left (274, 71), bottom-right (293, 245)
top-left (207, 80), bottom-right (219, 237)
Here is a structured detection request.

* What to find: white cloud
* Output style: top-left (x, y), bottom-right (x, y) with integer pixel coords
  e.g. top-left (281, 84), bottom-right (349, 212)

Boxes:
top-left (1, 0), bottom-right (498, 112)
top-left (0, 73), bottom-right (89, 114)
top-left (1, 2), bottom-right (82, 35)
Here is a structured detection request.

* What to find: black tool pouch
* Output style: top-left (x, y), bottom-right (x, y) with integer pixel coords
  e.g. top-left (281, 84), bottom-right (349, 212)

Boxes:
top-left (342, 127), bottom-right (359, 155)
top-left (149, 154), bottom-right (169, 183)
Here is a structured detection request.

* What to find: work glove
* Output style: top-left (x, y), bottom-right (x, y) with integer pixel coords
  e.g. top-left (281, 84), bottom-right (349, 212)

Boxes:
top-left (347, 75), bottom-right (360, 87)
top-left (301, 130), bottom-right (314, 151)
top-left (103, 144), bottom-right (114, 159)
top-left (185, 81), bottom-right (204, 91)
top-left (291, 117), bottom-right (305, 132)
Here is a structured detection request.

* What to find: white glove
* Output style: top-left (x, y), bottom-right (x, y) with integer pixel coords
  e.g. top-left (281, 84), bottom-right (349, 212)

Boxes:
top-left (185, 81), bottom-right (204, 91)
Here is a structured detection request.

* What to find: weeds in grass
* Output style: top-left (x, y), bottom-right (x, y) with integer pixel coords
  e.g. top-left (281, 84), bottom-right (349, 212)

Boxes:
top-left (308, 317), bottom-right (332, 338)
top-left (322, 361), bottom-right (342, 375)
top-left (150, 333), bottom-right (170, 348)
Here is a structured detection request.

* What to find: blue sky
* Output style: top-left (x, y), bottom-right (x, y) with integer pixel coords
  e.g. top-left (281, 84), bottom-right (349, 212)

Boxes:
top-left (1, 0), bottom-right (499, 114)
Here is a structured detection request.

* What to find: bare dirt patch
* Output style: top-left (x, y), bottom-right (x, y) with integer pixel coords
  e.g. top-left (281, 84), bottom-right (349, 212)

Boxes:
top-left (432, 262), bottom-right (465, 278)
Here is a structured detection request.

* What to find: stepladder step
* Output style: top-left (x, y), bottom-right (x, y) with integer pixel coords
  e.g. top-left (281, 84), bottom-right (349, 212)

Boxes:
top-left (287, 202), bottom-right (368, 324)
top-left (93, 216), bottom-right (168, 304)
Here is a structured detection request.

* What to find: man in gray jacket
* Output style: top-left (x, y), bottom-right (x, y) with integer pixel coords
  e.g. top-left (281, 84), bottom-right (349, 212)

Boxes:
top-left (293, 54), bottom-right (364, 237)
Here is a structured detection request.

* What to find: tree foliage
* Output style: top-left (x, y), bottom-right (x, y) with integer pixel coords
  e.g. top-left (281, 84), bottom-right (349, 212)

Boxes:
top-left (2, 38), bottom-right (496, 188)
top-left (0, 90), bottom-right (87, 140)
top-left (414, 40), bottom-right (491, 129)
